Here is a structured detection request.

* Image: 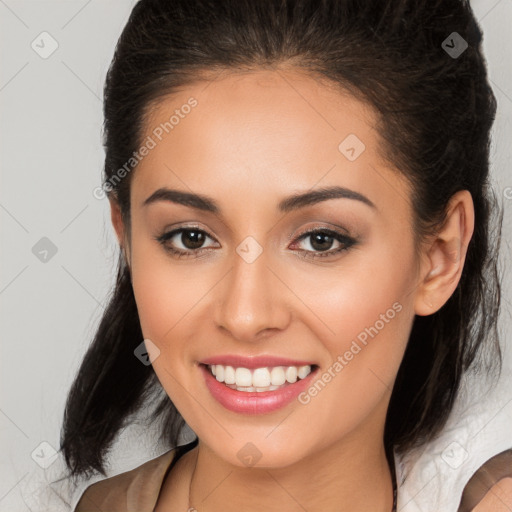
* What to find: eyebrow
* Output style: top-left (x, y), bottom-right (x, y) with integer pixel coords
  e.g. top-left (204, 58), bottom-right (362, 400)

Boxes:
top-left (142, 185), bottom-right (376, 213)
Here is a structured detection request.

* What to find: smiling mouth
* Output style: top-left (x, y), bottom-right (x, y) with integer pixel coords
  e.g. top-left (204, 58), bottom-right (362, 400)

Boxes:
top-left (201, 363), bottom-right (319, 392)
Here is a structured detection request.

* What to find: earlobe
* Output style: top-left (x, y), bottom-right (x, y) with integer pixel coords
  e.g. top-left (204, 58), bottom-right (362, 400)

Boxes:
top-left (414, 190), bottom-right (475, 317)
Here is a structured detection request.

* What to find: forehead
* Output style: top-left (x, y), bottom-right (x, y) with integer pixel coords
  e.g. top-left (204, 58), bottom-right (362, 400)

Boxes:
top-left (132, 68), bottom-right (410, 218)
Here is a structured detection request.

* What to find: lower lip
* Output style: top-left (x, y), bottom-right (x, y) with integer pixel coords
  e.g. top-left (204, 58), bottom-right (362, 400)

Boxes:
top-left (199, 364), bottom-right (318, 415)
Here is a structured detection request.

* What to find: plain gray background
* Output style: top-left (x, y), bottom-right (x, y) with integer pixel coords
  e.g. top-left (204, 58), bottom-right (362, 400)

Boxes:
top-left (1, 1), bottom-right (511, 510)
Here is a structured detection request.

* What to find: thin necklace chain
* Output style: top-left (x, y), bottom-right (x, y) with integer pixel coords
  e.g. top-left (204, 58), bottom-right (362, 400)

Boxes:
top-left (187, 451), bottom-right (397, 512)
top-left (187, 449), bottom-right (198, 512)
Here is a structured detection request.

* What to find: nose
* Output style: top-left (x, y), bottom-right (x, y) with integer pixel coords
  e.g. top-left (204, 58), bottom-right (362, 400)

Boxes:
top-left (214, 248), bottom-right (291, 343)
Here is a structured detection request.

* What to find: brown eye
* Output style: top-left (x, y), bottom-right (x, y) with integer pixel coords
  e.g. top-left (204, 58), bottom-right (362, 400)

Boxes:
top-left (177, 229), bottom-right (206, 250)
top-left (292, 229), bottom-right (357, 259)
top-left (156, 227), bottom-right (217, 258)
top-left (307, 232), bottom-right (335, 251)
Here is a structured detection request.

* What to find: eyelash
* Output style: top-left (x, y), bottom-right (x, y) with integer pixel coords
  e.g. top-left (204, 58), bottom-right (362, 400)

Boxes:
top-left (155, 226), bottom-right (357, 261)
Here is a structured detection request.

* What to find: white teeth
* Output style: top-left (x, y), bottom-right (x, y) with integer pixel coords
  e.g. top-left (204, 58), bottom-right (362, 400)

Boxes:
top-left (270, 367), bottom-right (286, 386)
top-left (215, 365), bottom-right (224, 382)
top-left (235, 367), bottom-right (253, 387)
top-left (298, 365), bottom-right (311, 379)
top-left (285, 366), bottom-right (297, 383)
top-left (208, 363), bottom-right (313, 391)
top-left (224, 365), bottom-right (236, 384)
top-left (252, 368), bottom-right (270, 387)
top-left (226, 384), bottom-right (282, 392)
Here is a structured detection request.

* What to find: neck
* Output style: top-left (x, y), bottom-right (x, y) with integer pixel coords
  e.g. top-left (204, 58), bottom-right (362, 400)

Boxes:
top-left (188, 430), bottom-right (394, 512)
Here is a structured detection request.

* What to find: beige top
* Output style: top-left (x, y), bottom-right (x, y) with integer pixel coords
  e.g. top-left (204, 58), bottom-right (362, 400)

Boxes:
top-left (74, 447), bottom-right (512, 512)
top-left (74, 448), bottom-right (177, 512)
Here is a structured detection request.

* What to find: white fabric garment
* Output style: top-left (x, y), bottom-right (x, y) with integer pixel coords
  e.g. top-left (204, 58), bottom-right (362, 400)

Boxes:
top-left (395, 366), bottom-right (512, 511)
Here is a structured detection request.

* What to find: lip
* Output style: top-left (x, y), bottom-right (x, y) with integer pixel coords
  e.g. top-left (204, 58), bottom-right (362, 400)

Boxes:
top-left (200, 354), bottom-right (316, 369)
top-left (199, 363), bottom-right (319, 415)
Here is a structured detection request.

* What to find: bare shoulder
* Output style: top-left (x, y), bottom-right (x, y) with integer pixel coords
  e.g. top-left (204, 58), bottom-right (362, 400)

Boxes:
top-left (458, 448), bottom-right (512, 512)
top-left (471, 478), bottom-right (512, 511)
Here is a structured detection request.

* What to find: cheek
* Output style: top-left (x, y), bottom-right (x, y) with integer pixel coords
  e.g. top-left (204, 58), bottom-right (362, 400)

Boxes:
top-left (129, 234), bottom-right (195, 352)
top-left (288, 272), bottom-right (414, 448)
top-left (291, 243), bottom-right (416, 393)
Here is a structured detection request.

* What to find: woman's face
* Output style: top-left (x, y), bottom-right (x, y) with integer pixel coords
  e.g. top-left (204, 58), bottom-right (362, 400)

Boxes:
top-left (123, 69), bottom-right (424, 467)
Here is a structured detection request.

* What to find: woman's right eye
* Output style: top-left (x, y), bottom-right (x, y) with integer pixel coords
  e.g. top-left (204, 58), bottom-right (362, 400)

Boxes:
top-left (155, 227), bottom-right (218, 259)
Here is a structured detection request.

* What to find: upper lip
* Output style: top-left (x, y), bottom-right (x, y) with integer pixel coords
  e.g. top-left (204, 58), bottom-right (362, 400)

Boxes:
top-left (200, 355), bottom-right (317, 369)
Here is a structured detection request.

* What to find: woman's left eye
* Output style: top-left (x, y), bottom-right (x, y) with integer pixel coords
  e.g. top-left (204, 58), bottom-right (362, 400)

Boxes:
top-left (155, 227), bottom-right (357, 260)
top-left (292, 228), bottom-right (357, 259)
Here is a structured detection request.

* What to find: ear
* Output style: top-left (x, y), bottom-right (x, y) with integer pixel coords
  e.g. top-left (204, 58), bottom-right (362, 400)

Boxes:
top-left (109, 197), bottom-right (131, 268)
top-left (414, 190), bottom-right (475, 316)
